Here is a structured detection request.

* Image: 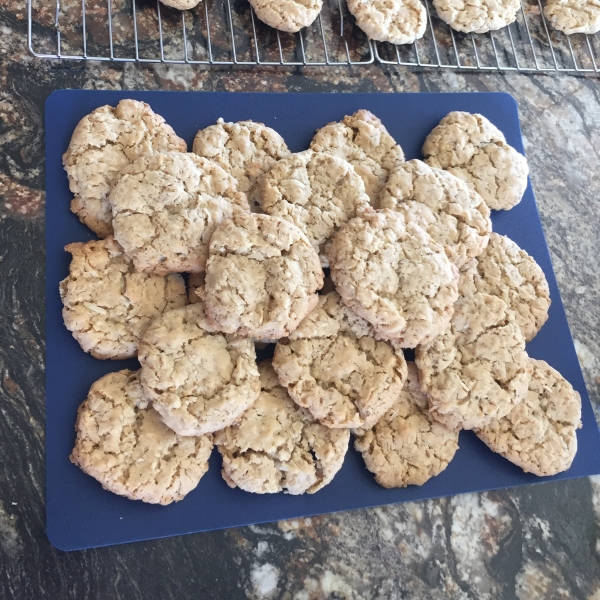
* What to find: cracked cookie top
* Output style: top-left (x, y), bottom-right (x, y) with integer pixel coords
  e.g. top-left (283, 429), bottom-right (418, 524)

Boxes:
top-left (248, 0), bottom-right (323, 32)
top-left (204, 212), bottom-right (323, 340)
top-left (543, 0), bottom-right (600, 34)
top-left (70, 369), bottom-right (213, 505)
top-left (63, 99), bottom-right (186, 238)
top-left (60, 236), bottom-right (187, 360)
top-left (422, 111), bottom-right (529, 210)
top-left (432, 0), bottom-right (520, 33)
top-left (139, 303), bottom-right (261, 436)
top-left (215, 362), bottom-right (349, 494)
top-left (273, 292), bottom-right (408, 429)
top-left (354, 362), bottom-right (460, 488)
top-left (110, 151), bottom-right (249, 276)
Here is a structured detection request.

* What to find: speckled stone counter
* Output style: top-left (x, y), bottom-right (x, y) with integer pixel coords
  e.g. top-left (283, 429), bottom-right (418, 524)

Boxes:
top-left (1, 4), bottom-right (600, 598)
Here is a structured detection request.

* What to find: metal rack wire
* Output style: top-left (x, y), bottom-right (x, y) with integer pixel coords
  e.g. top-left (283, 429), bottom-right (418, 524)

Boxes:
top-left (27, 0), bottom-right (599, 74)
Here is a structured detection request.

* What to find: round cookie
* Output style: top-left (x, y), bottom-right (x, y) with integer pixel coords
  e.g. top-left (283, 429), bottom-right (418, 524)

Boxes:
top-left (468, 233), bottom-right (551, 342)
top-left (259, 150), bottom-right (370, 266)
top-left (70, 370), bottom-right (213, 505)
top-left (347, 0), bottom-right (428, 45)
top-left (193, 118), bottom-right (290, 212)
top-left (432, 0), bottom-right (520, 32)
top-left (273, 292), bottom-right (408, 429)
top-left (327, 209), bottom-right (459, 348)
top-left (110, 151), bottom-right (249, 276)
top-left (215, 362), bottom-right (350, 494)
top-left (354, 363), bottom-right (460, 488)
top-left (204, 212), bottom-right (323, 340)
top-left (422, 111), bottom-right (529, 211)
top-left (310, 110), bottom-right (405, 207)
top-left (379, 159), bottom-right (492, 268)
top-left (60, 236), bottom-right (187, 360)
top-left (249, 0), bottom-right (323, 32)
top-left (63, 99), bottom-right (186, 238)
top-left (415, 263), bottom-right (533, 431)
top-left (543, 0), bottom-right (600, 34)
top-left (139, 303), bottom-right (261, 436)
top-left (475, 359), bottom-right (582, 476)
top-left (160, 0), bottom-right (200, 9)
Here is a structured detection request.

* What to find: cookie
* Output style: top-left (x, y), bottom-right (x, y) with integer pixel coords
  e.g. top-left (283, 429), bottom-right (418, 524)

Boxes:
top-left (354, 363), bottom-right (459, 488)
top-left (60, 237), bottom-right (187, 360)
top-left (328, 209), bottom-right (459, 348)
top-left (259, 150), bottom-right (370, 266)
top-left (468, 233), bottom-right (551, 342)
top-left (204, 212), bottom-right (323, 340)
top-left (70, 370), bottom-right (213, 505)
top-left (110, 151), bottom-right (249, 276)
top-left (475, 359), bottom-right (581, 476)
top-left (63, 100), bottom-right (186, 238)
top-left (347, 0), bottom-right (428, 45)
top-left (432, 0), bottom-right (520, 32)
top-left (159, 0), bottom-right (200, 9)
top-left (543, 0), bottom-right (600, 34)
top-left (273, 292), bottom-right (408, 429)
top-left (379, 159), bottom-right (492, 268)
top-left (215, 362), bottom-right (349, 494)
top-left (249, 0), bottom-right (323, 32)
top-left (422, 111), bottom-right (529, 211)
top-left (139, 303), bottom-right (261, 436)
top-left (310, 110), bottom-right (405, 206)
top-left (187, 272), bottom-right (205, 304)
top-left (193, 118), bottom-right (290, 212)
top-left (415, 263), bottom-right (533, 430)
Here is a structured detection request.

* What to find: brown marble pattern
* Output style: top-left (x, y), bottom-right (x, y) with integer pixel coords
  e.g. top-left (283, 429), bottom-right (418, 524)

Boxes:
top-left (1, 2), bottom-right (600, 598)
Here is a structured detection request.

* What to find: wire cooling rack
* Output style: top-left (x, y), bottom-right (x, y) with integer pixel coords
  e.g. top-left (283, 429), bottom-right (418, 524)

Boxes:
top-left (27, 0), bottom-right (599, 74)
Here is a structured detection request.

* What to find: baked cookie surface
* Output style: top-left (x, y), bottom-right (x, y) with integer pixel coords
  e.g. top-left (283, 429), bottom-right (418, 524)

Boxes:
top-left (193, 118), bottom-right (290, 212)
top-left (273, 292), bottom-right (408, 429)
top-left (63, 99), bottom-right (186, 238)
top-left (379, 159), bottom-right (491, 268)
top-left (259, 149), bottom-right (370, 266)
top-left (422, 111), bottom-right (529, 211)
top-left (543, 0), bottom-right (600, 34)
top-left (110, 151), bottom-right (249, 275)
top-left (354, 363), bottom-right (459, 488)
top-left (468, 233), bottom-right (551, 341)
top-left (215, 362), bottom-right (349, 494)
top-left (204, 212), bottom-right (323, 340)
top-left (70, 369), bottom-right (213, 505)
top-left (310, 110), bottom-right (405, 206)
top-left (432, 0), bottom-right (520, 32)
top-left (139, 303), bottom-right (261, 436)
top-left (475, 359), bottom-right (582, 476)
top-left (328, 209), bottom-right (459, 348)
top-left (249, 0), bottom-right (323, 32)
top-left (415, 264), bottom-right (532, 430)
top-left (347, 0), bottom-right (428, 45)
top-left (60, 237), bottom-right (187, 360)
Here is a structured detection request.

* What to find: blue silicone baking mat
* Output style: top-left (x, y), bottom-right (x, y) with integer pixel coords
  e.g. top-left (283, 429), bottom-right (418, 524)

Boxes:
top-left (46, 90), bottom-right (600, 551)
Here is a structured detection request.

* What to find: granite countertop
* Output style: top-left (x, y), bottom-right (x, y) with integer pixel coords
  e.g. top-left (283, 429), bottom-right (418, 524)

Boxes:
top-left (1, 2), bottom-right (600, 598)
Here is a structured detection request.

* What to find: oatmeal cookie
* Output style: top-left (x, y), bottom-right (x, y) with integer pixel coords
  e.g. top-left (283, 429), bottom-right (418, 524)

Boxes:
top-left (215, 362), bottom-right (349, 494)
top-left (249, 0), bottom-right (323, 32)
top-left (310, 110), bottom-right (405, 206)
top-left (354, 363), bottom-right (459, 488)
top-left (475, 359), bottom-right (581, 476)
top-left (273, 292), bottom-right (408, 429)
top-left (347, 0), bottom-right (428, 45)
top-left (432, 0), bottom-right (520, 32)
top-left (204, 212), bottom-right (323, 340)
top-left (63, 99), bottom-right (186, 238)
top-left (544, 0), bottom-right (600, 34)
top-left (110, 151), bottom-right (249, 275)
top-left (328, 209), bottom-right (459, 348)
top-left (259, 150), bottom-right (370, 266)
top-left (193, 118), bottom-right (290, 212)
top-left (139, 303), bottom-right (261, 436)
top-left (422, 111), bottom-right (529, 211)
top-left (379, 159), bottom-right (491, 268)
top-left (70, 369), bottom-right (213, 505)
top-left (60, 237), bottom-right (187, 360)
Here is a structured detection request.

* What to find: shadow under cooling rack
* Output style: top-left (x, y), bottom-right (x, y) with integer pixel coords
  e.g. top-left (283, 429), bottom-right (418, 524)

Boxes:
top-left (27, 0), bottom-right (599, 73)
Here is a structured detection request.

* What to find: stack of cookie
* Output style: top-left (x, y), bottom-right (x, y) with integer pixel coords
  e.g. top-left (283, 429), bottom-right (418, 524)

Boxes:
top-left (61, 100), bottom-right (582, 507)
